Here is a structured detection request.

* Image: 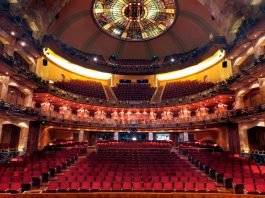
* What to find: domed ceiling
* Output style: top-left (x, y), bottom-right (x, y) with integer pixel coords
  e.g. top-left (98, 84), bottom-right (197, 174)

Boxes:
top-left (47, 0), bottom-right (219, 59)
top-left (93, 0), bottom-right (176, 41)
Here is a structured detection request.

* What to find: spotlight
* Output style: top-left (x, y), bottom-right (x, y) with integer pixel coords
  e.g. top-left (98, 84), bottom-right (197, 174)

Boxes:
top-left (170, 58), bottom-right (175, 63)
top-left (10, 31), bottom-right (16, 36)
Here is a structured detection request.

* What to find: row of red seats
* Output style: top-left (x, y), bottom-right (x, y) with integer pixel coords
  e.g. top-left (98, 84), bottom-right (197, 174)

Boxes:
top-left (0, 147), bottom-right (80, 193)
top-left (47, 181), bottom-right (217, 192)
top-left (112, 83), bottom-right (156, 101)
top-left (185, 148), bottom-right (265, 194)
top-left (56, 174), bottom-right (209, 183)
top-left (0, 183), bottom-right (22, 193)
top-left (45, 147), bottom-right (217, 193)
top-left (162, 80), bottom-right (215, 100)
top-left (54, 80), bottom-right (106, 99)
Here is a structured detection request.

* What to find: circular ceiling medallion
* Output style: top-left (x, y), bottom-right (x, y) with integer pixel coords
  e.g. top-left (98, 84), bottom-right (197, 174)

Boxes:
top-left (92, 0), bottom-right (176, 41)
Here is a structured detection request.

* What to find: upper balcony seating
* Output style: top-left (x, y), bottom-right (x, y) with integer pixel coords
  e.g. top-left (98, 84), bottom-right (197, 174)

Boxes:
top-left (46, 142), bottom-right (216, 193)
top-left (162, 80), bottom-right (215, 100)
top-left (112, 83), bottom-right (156, 101)
top-left (54, 80), bottom-right (106, 100)
top-left (109, 59), bottom-right (155, 66)
top-left (183, 148), bottom-right (265, 194)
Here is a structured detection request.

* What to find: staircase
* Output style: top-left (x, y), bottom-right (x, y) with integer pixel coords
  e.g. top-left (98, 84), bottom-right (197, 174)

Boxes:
top-left (151, 86), bottom-right (165, 103)
top-left (103, 85), bottom-right (118, 102)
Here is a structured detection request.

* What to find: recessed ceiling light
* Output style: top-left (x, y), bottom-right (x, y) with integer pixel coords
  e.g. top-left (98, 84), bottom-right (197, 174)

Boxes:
top-left (10, 31), bottom-right (16, 36)
top-left (20, 41), bottom-right (26, 47)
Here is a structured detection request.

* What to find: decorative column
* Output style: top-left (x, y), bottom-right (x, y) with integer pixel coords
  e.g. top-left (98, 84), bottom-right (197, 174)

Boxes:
top-left (258, 78), bottom-right (265, 103)
top-left (26, 121), bottom-right (41, 154)
top-left (0, 120), bottom-right (3, 143)
top-left (148, 132), bottom-right (153, 141)
top-left (254, 45), bottom-right (264, 59)
top-left (4, 39), bottom-right (16, 56)
top-left (234, 90), bottom-right (245, 109)
top-left (0, 76), bottom-right (10, 101)
top-left (18, 121), bottom-right (30, 154)
top-left (79, 130), bottom-right (85, 142)
top-left (238, 123), bottom-right (250, 153)
top-left (114, 132), bottom-right (119, 141)
top-left (24, 92), bottom-right (33, 107)
top-left (226, 124), bottom-right (240, 153)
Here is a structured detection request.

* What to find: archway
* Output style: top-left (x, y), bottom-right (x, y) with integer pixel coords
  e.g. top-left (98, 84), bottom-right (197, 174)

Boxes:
top-left (243, 88), bottom-right (263, 108)
top-left (1, 124), bottom-right (20, 149)
top-left (247, 126), bottom-right (265, 150)
top-left (6, 86), bottom-right (25, 106)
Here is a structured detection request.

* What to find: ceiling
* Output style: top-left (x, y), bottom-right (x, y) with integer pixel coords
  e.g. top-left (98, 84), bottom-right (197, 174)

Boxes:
top-left (9, 0), bottom-right (264, 60)
top-left (47, 0), bottom-right (219, 59)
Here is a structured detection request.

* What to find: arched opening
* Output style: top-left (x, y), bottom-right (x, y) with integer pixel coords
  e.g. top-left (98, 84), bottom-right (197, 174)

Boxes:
top-left (1, 124), bottom-right (20, 150)
top-left (247, 126), bottom-right (265, 151)
top-left (6, 86), bottom-right (26, 106)
top-left (243, 88), bottom-right (263, 108)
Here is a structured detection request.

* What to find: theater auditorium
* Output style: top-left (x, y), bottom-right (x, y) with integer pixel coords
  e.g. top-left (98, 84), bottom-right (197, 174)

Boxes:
top-left (0, 0), bottom-right (264, 198)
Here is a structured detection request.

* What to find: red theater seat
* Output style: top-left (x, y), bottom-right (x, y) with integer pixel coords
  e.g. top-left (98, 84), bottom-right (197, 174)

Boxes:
top-left (153, 182), bottom-right (163, 191)
top-left (256, 184), bottom-right (265, 194)
top-left (185, 182), bottom-right (195, 191)
top-left (143, 182), bottom-right (153, 191)
top-left (133, 182), bottom-right (142, 191)
top-left (123, 182), bottom-right (132, 191)
top-left (46, 182), bottom-right (59, 192)
top-left (101, 181), bottom-right (112, 191)
top-left (206, 182), bottom-right (217, 192)
top-left (0, 183), bottom-right (9, 192)
top-left (70, 182), bottom-right (80, 191)
top-left (195, 182), bottom-right (206, 192)
top-left (244, 183), bottom-right (256, 194)
top-left (163, 182), bottom-right (173, 191)
top-left (80, 181), bottom-right (90, 192)
top-left (174, 182), bottom-right (184, 191)
top-left (9, 183), bottom-right (21, 193)
top-left (91, 182), bottom-right (101, 191)
top-left (112, 182), bottom-right (122, 191)
top-left (59, 182), bottom-right (70, 192)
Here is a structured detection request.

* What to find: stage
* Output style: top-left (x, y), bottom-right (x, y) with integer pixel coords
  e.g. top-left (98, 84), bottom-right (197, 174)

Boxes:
top-left (0, 193), bottom-right (264, 198)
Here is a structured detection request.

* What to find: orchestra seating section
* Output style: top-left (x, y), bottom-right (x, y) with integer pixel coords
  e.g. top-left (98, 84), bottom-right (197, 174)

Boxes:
top-left (181, 147), bottom-right (265, 194)
top-left (54, 80), bottom-right (106, 100)
top-left (162, 80), bottom-right (215, 100)
top-left (46, 141), bottom-right (217, 193)
top-left (0, 147), bottom-right (81, 193)
top-left (112, 83), bottom-right (156, 101)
